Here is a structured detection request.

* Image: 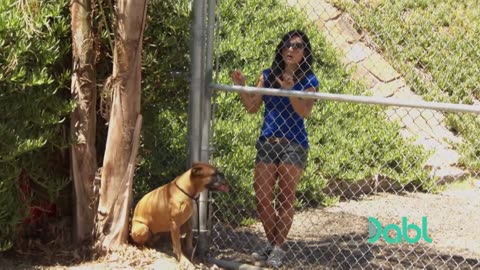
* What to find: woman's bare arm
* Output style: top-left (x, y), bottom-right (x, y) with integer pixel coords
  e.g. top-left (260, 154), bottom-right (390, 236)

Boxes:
top-left (274, 74), bottom-right (316, 118)
top-left (289, 87), bottom-right (316, 118)
top-left (232, 71), bottom-right (263, 113)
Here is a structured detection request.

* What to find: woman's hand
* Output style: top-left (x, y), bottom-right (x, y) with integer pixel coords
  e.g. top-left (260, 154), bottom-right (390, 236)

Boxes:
top-left (235, 71), bottom-right (264, 114)
top-left (231, 70), bottom-right (246, 86)
top-left (289, 87), bottom-right (316, 118)
top-left (275, 73), bottom-right (294, 90)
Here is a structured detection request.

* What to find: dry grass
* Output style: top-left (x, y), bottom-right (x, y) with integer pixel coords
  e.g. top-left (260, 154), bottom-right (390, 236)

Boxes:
top-left (0, 220), bottom-right (213, 270)
top-left (1, 242), bottom-right (180, 270)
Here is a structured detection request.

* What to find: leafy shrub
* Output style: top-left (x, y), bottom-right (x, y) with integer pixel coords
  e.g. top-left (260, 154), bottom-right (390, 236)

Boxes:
top-left (331, 0), bottom-right (480, 171)
top-left (0, 0), bottom-right (72, 250)
top-left (133, 0), bottom-right (193, 201)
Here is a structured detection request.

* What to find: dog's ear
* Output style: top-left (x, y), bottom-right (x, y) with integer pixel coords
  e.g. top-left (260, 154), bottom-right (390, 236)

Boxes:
top-left (191, 163), bottom-right (204, 176)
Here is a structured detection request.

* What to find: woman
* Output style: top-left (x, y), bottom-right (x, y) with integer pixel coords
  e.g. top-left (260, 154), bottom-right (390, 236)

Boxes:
top-left (231, 30), bottom-right (318, 267)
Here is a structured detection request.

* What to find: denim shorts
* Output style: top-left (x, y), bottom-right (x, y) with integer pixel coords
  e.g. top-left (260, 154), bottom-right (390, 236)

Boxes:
top-left (255, 139), bottom-right (309, 169)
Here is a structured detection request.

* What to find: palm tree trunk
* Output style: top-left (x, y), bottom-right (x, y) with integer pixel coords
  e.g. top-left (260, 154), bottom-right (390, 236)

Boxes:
top-left (70, 0), bottom-right (98, 244)
top-left (94, 0), bottom-right (147, 249)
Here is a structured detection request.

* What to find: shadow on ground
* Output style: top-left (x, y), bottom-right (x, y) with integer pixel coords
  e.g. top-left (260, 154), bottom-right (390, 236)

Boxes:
top-left (210, 221), bottom-right (480, 270)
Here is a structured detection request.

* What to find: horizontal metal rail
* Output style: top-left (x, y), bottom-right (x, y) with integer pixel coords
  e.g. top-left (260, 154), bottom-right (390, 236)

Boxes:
top-left (211, 84), bottom-right (480, 114)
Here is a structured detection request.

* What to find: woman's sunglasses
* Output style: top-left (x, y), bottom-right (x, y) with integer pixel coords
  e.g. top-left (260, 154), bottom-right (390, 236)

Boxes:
top-left (283, 41), bottom-right (305, 50)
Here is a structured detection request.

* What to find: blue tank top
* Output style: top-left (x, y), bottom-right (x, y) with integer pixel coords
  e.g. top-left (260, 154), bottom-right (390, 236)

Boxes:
top-left (259, 69), bottom-right (319, 148)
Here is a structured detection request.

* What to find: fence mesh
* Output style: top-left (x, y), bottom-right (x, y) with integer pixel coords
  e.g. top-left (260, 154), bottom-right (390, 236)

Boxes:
top-left (206, 0), bottom-right (480, 269)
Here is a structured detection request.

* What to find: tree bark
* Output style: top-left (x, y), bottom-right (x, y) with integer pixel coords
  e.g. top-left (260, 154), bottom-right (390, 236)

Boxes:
top-left (94, 0), bottom-right (147, 250)
top-left (70, 0), bottom-right (98, 244)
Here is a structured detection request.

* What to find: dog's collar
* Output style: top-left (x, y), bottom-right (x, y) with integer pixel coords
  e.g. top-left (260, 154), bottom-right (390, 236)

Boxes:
top-left (174, 181), bottom-right (199, 202)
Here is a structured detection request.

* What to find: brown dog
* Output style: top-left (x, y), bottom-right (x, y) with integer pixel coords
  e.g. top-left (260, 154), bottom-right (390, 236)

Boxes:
top-left (130, 162), bottom-right (228, 267)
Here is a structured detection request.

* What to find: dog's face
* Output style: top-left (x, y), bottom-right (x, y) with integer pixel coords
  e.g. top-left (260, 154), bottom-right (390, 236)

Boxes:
top-left (190, 163), bottom-right (229, 193)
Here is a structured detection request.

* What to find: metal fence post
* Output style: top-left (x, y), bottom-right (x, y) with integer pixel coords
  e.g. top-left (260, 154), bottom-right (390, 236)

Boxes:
top-left (189, 0), bottom-right (206, 259)
top-left (197, 0), bottom-right (216, 260)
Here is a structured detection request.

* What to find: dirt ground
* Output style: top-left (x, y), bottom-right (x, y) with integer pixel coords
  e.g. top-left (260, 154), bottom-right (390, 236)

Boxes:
top-left (1, 181), bottom-right (479, 270)
top-left (0, 240), bottom-right (216, 270)
top-left (211, 181), bottom-right (480, 269)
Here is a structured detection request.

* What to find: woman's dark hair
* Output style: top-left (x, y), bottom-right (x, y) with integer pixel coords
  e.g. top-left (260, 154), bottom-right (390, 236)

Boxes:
top-left (267, 29), bottom-right (313, 88)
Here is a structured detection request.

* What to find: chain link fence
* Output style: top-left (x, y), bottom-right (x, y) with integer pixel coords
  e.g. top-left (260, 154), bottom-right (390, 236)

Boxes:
top-left (200, 0), bottom-right (480, 269)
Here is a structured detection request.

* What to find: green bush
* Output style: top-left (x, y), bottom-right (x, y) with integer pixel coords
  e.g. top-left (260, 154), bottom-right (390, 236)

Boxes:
top-left (331, 0), bottom-right (480, 171)
top-left (0, 0), bottom-right (72, 250)
top-left (133, 0), bottom-right (193, 202)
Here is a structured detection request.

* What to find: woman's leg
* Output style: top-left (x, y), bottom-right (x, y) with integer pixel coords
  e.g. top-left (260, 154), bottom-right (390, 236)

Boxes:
top-left (254, 162), bottom-right (279, 244)
top-left (274, 163), bottom-right (303, 246)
